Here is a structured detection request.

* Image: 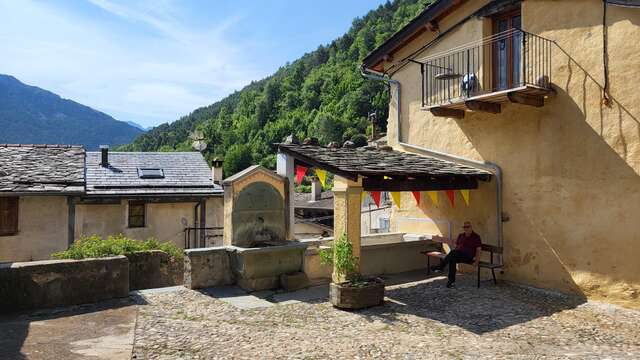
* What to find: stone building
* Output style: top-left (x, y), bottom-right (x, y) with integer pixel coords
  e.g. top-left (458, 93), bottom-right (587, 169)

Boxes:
top-left (356, 0), bottom-right (640, 307)
top-left (0, 144), bottom-right (223, 263)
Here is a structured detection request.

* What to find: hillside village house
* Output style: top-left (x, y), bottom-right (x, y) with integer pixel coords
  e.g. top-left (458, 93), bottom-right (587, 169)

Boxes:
top-left (278, 0), bottom-right (640, 308)
top-left (358, 0), bottom-right (640, 307)
top-left (0, 144), bottom-right (223, 263)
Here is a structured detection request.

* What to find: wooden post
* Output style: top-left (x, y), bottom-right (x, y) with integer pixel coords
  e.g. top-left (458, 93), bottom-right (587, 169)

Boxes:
top-left (332, 176), bottom-right (363, 282)
top-left (67, 196), bottom-right (76, 248)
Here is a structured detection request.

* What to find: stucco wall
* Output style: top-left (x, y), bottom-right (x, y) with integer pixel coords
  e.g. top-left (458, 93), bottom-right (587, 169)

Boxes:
top-left (0, 196), bottom-right (69, 263)
top-left (381, 0), bottom-right (640, 308)
top-left (75, 197), bottom-right (223, 248)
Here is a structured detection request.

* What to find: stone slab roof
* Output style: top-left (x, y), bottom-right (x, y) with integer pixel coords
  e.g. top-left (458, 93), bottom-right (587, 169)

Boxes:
top-left (278, 143), bottom-right (491, 181)
top-left (85, 151), bottom-right (221, 196)
top-left (0, 144), bottom-right (85, 194)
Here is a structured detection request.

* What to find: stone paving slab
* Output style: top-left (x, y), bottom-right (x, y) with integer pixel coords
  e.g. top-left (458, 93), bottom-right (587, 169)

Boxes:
top-left (203, 286), bottom-right (274, 310)
top-left (0, 298), bottom-right (136, 360)
top-left (132, 273), bottom-right (640, 359)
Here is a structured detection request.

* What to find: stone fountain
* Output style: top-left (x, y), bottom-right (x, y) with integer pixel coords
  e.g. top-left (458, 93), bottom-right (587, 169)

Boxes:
top-left (222, 165), bottom-right (308, 291)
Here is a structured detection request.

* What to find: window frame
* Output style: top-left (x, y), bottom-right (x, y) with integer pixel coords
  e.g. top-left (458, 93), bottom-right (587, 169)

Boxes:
top-left (0, 197), bottom-right (19, 236)
top-left (128, 201), bottom-right (146, 228)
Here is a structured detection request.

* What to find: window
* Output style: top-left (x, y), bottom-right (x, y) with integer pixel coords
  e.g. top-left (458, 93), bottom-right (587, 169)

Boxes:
top-left (492, 10), bottom-right (522, 90)
top-left (0, 197), bottom-right (19, 236)
top-left (137, 168), bottom-right (164, 179)
top-left (128, 201), bottom-right (146, 228)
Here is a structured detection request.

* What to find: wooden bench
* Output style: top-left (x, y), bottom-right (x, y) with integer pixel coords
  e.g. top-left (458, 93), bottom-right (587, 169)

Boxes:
top-left (477, 244), bottom-right (503, 288)
top-left (421, 238), bottom-right (503, 288)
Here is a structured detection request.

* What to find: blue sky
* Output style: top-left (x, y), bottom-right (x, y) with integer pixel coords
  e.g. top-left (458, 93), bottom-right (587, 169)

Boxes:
top-left (0, 0), bottom-right (386, 128)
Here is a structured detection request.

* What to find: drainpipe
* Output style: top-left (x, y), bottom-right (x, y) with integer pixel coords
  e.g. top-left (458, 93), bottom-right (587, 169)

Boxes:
top-left (360, 66), bottom-right (504, 262)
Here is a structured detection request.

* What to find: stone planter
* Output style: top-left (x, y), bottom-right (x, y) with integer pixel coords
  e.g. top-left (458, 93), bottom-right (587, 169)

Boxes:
top-left (329, 278), bottom-right (385, 309)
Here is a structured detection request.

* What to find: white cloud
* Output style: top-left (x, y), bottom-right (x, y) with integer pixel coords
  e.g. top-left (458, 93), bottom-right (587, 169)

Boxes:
top-left (0, 0), bottom-right (266, 127)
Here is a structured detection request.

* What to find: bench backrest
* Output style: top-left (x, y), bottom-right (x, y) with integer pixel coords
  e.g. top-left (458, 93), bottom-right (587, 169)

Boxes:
top-left (481, 244), bottom-right (503, 254)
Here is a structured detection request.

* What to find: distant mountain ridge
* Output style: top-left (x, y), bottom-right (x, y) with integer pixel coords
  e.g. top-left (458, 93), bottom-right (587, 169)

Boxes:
top-left (0, 74), bottom-right (143, 149)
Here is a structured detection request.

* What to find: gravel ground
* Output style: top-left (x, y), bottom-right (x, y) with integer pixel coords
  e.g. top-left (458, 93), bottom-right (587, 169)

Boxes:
top-left (131, 275), bottom-right (640, 359)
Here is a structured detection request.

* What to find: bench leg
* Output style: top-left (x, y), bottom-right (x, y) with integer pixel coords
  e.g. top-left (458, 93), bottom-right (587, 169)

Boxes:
top-left (477, 266), bottom-right (481, 288)
top-left (492, 268), bottom-right (497, 285)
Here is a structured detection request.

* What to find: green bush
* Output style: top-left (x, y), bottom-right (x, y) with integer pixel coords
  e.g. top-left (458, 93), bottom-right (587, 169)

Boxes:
top-left (319, 234), bottom-right (359, 281)
top-left (52, 234), bottom-right (183, 261)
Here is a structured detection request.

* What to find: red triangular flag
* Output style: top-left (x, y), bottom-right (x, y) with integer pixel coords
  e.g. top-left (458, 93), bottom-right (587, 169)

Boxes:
top-left (412, 191), bottom-right (421, 205)
top-left (445, 190), bottom-right (455, 207)
top-left (295, 165), bottom-right (307, 185)
top-left (370, 191), bottom-right (381, 207)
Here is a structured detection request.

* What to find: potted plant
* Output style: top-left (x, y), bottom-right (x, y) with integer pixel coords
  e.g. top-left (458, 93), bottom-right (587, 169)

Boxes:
top-left (319, 234), bottom-right (384, 309)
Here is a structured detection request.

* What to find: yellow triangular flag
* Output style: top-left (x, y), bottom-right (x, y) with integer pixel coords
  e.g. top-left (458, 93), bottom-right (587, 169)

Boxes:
top-left (427, 191), bottom-right (439, 207)
top-left (361, 191), bottom-right (366, 204)
top-left (383, 176), bottom-right (390, 179)
top-left (390, 192), bottom-right (401, 208)
top-left (315, 169), bottom-right (327, 188)
top-left (460, 189), bottom-right (470, 206)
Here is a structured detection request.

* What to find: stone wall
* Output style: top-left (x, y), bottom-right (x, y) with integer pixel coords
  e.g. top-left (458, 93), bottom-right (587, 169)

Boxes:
top-left (183, 247), bottom-right (234, 289)
top-left (0, 256), bottom-right (129, 313)
top-left (302, 234), bottom-right (439, 280)
top-left (127, 251), bottom-right (183, 290)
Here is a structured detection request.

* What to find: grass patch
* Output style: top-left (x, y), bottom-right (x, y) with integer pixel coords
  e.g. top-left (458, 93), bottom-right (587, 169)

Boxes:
top-left (52, 234), bottom-right (183, 261)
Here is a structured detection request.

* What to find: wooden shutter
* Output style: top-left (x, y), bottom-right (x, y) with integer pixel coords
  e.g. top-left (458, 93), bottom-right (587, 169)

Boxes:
top-left (0, 197), bottom-right (19, 236)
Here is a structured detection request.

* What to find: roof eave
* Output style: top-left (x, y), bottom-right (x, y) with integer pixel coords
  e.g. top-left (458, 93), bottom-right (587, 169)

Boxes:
top-left (362, 0), bottom-right (461, 71)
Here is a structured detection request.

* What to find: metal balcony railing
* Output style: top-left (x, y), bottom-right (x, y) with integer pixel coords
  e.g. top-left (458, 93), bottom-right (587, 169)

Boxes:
top-left (413, 29), bottom-right (553, 108)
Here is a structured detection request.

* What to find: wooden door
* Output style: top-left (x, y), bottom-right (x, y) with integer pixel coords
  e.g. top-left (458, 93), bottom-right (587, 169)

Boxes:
top-left (493, 11), bottom-right (522, 91)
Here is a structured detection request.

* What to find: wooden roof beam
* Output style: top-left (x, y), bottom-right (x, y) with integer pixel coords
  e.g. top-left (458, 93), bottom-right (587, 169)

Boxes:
top-left (362, 176), bottom-right (478, 192)
top-left (430, 107), bottom-right (465, 119)
top-left (465, 100), bottom-right (501, 114)
top-left (507, 92), bottom-right (545, 107)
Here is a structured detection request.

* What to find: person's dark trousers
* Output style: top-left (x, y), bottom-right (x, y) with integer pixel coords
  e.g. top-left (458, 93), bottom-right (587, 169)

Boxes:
top-left (437, 250), bottom-right (474, 284)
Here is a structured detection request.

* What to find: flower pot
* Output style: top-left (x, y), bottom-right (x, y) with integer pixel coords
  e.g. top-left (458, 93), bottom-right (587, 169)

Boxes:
top-left (329, 278), bottom-right (385, 309)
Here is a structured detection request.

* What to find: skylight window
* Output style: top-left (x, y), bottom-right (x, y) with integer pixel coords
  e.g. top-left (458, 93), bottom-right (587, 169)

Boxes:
top-left (137, 168), bottom-right (164, 179)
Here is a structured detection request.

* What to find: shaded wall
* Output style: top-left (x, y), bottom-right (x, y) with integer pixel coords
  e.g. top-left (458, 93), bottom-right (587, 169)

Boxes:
top-left (0, 196), bottom-right (69, 262)
top-left (382, 0), bottom-right (640, 308)
top-left (0, 256), bottom-right (129, 312)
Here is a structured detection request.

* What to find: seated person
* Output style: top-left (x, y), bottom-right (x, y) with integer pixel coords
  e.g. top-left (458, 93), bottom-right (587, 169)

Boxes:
top-left (431, 221), bottom-right (482, 288)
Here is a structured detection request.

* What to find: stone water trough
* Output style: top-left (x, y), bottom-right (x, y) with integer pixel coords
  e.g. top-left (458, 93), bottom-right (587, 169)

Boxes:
top-left (222, 165), bottom-right (309, 291)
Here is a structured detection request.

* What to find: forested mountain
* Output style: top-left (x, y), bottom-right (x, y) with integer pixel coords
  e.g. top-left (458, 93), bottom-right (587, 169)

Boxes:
top-left (121, 0), bottom-right (430, 175)
top-left (0, 74), bottom-right (143, 149)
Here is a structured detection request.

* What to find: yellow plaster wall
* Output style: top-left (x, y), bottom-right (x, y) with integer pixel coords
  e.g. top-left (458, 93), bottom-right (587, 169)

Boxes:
top-left (75, 198), bottom-right (223, 249)
top-left (0, 196), bottom-right (69, 262)
top-left (384, 0), bottom-right (640, 308)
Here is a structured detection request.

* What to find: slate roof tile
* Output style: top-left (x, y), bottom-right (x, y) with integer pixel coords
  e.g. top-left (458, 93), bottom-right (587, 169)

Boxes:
top-left (85, 151), bottom-right (221, 196)
top-left (0, 144), bottom-right (85, 194)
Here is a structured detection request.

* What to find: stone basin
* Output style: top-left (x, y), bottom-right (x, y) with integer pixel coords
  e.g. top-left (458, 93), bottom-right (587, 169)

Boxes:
top-left (229, 241), bottom-right (308, 291)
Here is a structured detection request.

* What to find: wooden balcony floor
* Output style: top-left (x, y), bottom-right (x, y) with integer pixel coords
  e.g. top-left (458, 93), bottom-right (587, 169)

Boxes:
top-left (424, 85), bottom-right (553, 118)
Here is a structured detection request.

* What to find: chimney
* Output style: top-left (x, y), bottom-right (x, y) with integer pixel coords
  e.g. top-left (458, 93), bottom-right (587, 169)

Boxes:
top-left (211, 157), bottom-right (224, 184)
top-left (310, 177), bottom-right (322, 201)
top-left (100, 145), bottom-right (109, 167)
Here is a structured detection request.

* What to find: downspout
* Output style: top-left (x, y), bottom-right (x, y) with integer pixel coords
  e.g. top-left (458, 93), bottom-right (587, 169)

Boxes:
top-left (360, 66), bottom-right (504, 262)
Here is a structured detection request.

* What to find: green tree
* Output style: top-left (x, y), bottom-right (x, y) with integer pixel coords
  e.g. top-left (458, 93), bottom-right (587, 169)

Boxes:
top-left (224, 144), bottom-right (253, 176)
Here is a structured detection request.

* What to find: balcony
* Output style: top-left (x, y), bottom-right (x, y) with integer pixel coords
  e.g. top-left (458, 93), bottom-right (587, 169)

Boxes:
top-left (413, 29), bottom-right (554, 118)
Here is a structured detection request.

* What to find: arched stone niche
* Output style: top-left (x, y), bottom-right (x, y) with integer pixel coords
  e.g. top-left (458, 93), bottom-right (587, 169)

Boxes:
top-left (222, 165), bottom-right (289, 247)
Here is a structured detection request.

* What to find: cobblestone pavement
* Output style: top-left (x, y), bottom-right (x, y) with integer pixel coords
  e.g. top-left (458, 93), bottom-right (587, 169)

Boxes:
top-left (132, 275), bottom-right (640, 359)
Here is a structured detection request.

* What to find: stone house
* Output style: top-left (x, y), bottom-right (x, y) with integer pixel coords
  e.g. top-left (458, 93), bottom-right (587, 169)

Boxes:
top-left (355, 0), bottom-right (640, 307)
top-left (0, 144), bottom-right (85, 262)
top-left (0, 144), bottom-right (223, 263)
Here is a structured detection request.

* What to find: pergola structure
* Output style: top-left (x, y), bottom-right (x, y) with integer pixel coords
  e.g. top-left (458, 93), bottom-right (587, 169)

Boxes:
top-left (277, 138), bottom-right (491, 281)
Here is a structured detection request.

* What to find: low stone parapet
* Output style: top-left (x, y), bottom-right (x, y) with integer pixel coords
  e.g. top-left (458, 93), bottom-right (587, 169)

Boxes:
top-left (183, 247), bottom-right (234, 289)
top-left (127, 250), bottom-right (183, 290)
top-left (0, 256), bottom-right (129, 312)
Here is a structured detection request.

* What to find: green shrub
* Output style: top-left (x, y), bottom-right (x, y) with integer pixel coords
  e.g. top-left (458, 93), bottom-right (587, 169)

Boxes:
top-left (319, 234), bottom-right (359, 281)
top-left (52, 234), bottom-right (183, 261)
